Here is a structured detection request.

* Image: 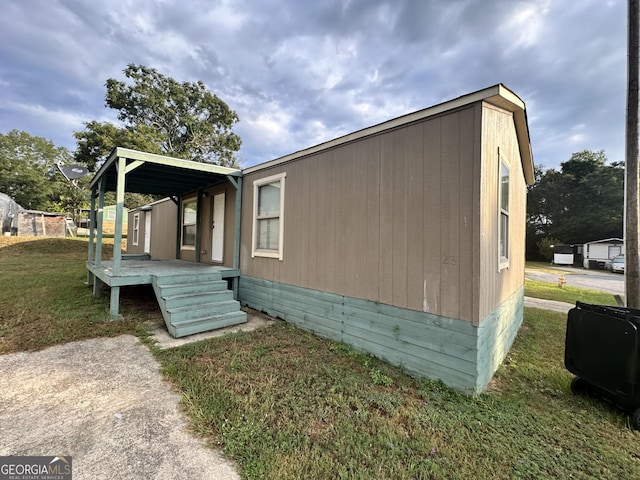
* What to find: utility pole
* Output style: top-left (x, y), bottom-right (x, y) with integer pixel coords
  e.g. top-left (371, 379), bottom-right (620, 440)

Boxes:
top-left (626, 0), bottom-right (640, 308)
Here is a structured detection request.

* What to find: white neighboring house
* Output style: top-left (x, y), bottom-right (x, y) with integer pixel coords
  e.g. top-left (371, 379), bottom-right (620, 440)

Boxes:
top-left (582, 238), bottom-right (623, 269)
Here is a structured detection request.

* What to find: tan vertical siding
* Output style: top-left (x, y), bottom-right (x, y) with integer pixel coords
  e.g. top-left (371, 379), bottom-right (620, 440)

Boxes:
top-left (365, 137), bottom-right (381, 302)
top-left (344, 143), bottom-right (362, 299)
top-left (333, 148), bottom-right (348, 295)
top-left (406, 122), bottom-right (425, 312)
top-left (472, 105), bottom-right (484, 325)
top-left (392, 128), bottom-right (409, 308)
top-left (440, 113), bottom-right (461, 319)
top-left (479, 103), bottom-right (527, 322)
top-left (458, 107), bottom-right (477, 322)
top-left (378, 134), bottom-right (394, 305)
top-left (196, 184), bottom-right (237, 267)
top-left (150, 199), bottom-right (177, 260)
top-left (306, 156), bottom-right (319, 288)
top-left (241, 105), bottom-right (488, 323)
top-left (423, 118), bottom-right (442, 315)
top-left (127, 212), bottom-right (142, 254)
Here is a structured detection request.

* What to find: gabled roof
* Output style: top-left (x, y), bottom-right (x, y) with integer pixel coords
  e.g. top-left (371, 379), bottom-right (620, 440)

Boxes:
top-left (89, 148), bottom-right (241, 196)
top-left (244, 83), bottom-right (535, 185)
top-left (584, 237), bottom-right (624, 245)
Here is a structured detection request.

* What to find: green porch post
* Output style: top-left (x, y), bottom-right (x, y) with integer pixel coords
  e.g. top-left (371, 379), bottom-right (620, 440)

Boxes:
top-left (112, 155), bottom-right (126, 277)
top-left (109, 155), bottom-right (126, 319)
top-left (231, 176), bottom-right (242, 299)
top-left (175, 197), bottom-right (181, 259)
top-left (93, 179), bottom-right (105, 297)
top-left (86, 188), bottom-right (96, 286)
top-left (195, 189), bottom-right (203, 263)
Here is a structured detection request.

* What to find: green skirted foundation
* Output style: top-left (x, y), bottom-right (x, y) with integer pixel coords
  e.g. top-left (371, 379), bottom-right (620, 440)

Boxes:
top-left (239, 276), bottom-right (523, 393)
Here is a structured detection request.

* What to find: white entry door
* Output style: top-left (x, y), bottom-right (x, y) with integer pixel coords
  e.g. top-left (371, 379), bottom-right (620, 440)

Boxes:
top-left (144, 212), bottom-right (151, 254)
top-left (211, 192), bottom-right (225, 262)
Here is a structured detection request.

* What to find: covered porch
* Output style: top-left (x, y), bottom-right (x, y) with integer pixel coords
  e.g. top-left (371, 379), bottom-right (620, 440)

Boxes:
top-left (86, 148), bottom-right (244, 331)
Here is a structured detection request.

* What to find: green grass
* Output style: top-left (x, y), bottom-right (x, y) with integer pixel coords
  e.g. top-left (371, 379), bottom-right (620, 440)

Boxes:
top-left (525, 261), bottom-right (573, 274)
top-left (157, 311), bottom-right (640, 479)
top-left (525, 278), bottom-right (617, 305)
top-left (3, 237), bottom-right (639, 478)
top-left (0, 237), bottom-right (153, 354)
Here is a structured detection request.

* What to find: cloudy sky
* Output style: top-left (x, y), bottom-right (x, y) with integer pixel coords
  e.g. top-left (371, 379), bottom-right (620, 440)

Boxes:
top-left (0, 0), bottom-right (627, 170)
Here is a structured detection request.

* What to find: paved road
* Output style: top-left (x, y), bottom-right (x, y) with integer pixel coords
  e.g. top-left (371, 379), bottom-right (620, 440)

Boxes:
top-left (525, 266), bottom-right (624, 296)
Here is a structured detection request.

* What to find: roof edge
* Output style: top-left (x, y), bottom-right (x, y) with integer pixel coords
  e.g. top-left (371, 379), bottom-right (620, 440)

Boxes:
top-left (244, 83), bottom-right (534, 179)
top-left (89, 147), bottom-right (242, 191)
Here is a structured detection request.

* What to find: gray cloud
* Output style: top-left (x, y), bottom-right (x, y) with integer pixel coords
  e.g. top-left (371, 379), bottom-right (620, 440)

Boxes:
top-left (0, 0), bottom-right (628, 169)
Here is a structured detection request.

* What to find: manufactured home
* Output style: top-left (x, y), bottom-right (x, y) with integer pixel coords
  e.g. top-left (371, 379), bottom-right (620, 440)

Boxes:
top-left (87, 84), bottom-right (533, 393)
top-left (582, 238), bottom-right (623, 269)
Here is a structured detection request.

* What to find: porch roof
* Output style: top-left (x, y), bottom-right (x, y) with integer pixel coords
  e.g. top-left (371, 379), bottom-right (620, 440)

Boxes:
top-left (89, 147), bottom-right (242, 196)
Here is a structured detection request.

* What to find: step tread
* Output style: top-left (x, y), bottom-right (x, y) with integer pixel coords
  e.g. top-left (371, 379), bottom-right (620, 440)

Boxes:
top-left (171, 310), bottom-right (247, 327)
top-left (157, 280), bottom-right (226, 289)
top-left (154, 274), bottom-right (223, 285)
top-left (162, 290), bottom-right (232, 301)
top-left (167, 299), bottom-right (240, 314)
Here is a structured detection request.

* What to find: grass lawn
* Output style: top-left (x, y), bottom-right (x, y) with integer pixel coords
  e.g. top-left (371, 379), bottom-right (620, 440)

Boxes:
top-left (2, 237), bottom-right (639, 478)
top-left (0, 236), bottom-right (152, 354)
top-left (525, 278), bottom-right (618, 305)
top-left (525, 261), bottom-right (573, 275)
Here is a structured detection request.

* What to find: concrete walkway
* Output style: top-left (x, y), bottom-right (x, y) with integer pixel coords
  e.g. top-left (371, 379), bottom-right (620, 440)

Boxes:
top-left (0, 311), bottom-right (277, 479)
top-left (0, 335), bottom-right (240, 480)
top-left (524, 296), bottom-right (575, 313)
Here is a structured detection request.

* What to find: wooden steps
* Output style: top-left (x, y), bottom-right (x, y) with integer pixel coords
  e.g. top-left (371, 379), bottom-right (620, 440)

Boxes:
top-left (152, 272), bottom-right (247, 338)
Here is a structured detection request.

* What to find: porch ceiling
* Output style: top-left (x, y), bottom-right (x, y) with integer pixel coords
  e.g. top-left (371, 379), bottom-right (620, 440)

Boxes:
top-left (89, 147), bottom-right (241, 196)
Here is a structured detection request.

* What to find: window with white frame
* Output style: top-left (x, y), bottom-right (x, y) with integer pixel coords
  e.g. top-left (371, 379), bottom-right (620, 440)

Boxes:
top-left (498, 150), bottom-right (510, 270)
top-left (106, 209), bottom-right (116, 221)
top-left (132, 213), bottom-right (140, 246)
top-left (252, 172), bottom-right (286, 259)
top-left (181, 198), bottom-right (197, 249)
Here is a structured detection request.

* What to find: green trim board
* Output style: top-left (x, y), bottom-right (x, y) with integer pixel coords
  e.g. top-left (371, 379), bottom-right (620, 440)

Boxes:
top-left (238, 276), bottom-right (524, 393)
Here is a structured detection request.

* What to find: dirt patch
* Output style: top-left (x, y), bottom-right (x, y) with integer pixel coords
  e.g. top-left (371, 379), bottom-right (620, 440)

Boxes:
top-left (0, 335), bottom-right (239, 479)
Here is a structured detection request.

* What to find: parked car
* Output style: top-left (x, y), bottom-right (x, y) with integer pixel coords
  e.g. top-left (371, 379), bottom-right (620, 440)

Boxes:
top-left (611, 256), bottom-right (625, 274)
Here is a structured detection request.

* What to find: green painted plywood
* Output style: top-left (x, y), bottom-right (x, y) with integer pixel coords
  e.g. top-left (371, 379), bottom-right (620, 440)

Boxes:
top-left (239, 275), bottom-right (482, 392)
top-left (239, 276), bottom-right (524, 393)
top-left (475, 286), bottom-right (524, 390)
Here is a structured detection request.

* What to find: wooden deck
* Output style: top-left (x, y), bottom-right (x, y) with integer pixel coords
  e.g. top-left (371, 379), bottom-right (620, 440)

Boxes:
top-left (87, 258), bottom-right (239, 287)
top-left (86, 258), bottom-right (240, 318)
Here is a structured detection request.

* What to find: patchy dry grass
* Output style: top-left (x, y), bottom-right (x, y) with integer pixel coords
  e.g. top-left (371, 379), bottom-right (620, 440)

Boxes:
top-left (157, 309), bottom-right (640, 479)
top-left (0, 236), bottom-right (154, 353)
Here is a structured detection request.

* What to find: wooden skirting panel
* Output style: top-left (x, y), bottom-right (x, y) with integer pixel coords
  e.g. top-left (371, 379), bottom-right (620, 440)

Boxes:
top-left (238, 276), bottom-right (517, 393)
top-left (475, 286), bottom-right (524, 391)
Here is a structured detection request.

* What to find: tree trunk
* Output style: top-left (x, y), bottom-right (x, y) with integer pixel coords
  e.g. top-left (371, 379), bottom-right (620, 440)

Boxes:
top-left (626, 0), bottom-right (640, 308)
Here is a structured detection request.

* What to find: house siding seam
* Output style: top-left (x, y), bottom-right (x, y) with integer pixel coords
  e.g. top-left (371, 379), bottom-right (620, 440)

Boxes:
top-left (241, 275), bottom-right (520, 392)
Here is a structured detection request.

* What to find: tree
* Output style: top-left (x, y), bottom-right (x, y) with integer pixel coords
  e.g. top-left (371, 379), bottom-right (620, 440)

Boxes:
top-left (526, 150), bottom-right (624, 259)
top-left (0, 130), bottom-right (74, 210)
top-left (74, 64), bottom-right (242, 169)
top-left (74, 121), bottom-right (163, 172)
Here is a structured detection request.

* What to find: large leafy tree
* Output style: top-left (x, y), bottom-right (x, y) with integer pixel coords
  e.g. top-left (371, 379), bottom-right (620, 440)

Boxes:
top-left (527, 150), bottom-right (624, 259)
top-left (0, 130), bottom-right (75, 210)
top-left (74, 64), bottom-right (241, 170)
